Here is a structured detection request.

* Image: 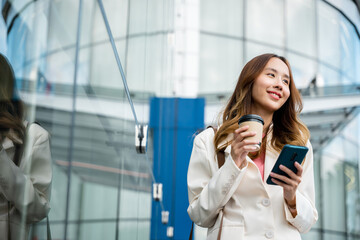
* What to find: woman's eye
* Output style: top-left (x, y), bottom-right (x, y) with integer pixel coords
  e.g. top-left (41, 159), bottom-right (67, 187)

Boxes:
top-left (283, 79), bottom-right (289, 85)
top-left (267, 73), bottom-right (275, 77)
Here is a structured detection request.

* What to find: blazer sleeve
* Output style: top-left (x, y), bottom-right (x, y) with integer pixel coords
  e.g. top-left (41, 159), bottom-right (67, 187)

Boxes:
top-left (284, 140), bottom-right (318, 232)
top-left (0, 124), bottom-right (52, 223)
top-left (187, 131), bottom-right (247, 228)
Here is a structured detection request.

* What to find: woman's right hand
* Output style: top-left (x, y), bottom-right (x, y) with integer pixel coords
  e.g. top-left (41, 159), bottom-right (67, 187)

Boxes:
top-left (231, 125), bottom-right (258, 168)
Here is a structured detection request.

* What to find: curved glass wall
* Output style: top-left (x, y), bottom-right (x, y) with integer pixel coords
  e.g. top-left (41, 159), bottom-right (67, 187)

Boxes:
top-left (5, 0), bottom-right (172, 239)
top-left (199, 0), bottom-right (360, 94)
top-left (2, 0), bottom-right (360, 239)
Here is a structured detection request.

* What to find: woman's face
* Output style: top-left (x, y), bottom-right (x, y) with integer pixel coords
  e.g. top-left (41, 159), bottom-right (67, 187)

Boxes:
top-left (251, 57), bottom-right (291, 114)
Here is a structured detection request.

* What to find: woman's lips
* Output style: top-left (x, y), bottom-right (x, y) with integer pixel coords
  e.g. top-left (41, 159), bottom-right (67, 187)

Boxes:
top-left (268, 91), bottom-right (281, 100)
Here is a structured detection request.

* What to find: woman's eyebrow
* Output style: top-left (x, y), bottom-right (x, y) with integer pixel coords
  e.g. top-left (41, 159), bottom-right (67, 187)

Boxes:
top-left (265, 67), bottom-right (290, 79)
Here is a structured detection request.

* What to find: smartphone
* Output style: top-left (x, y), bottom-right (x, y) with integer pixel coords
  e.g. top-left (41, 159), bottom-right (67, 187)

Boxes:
top-left (266, 144), bottom-right (309, 185)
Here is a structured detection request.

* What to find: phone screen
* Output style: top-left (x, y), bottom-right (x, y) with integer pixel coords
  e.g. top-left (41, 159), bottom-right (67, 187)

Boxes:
top-left (266, 144), bottom-right (308, 185)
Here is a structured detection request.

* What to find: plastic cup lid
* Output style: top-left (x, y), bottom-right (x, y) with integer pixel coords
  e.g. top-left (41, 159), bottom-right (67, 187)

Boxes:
top-left (238, 114), bottom-right (264, 125)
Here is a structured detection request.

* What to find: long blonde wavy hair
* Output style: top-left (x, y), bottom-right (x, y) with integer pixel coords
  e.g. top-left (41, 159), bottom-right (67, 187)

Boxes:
top-left (214, 53), bottom-right (309, 154)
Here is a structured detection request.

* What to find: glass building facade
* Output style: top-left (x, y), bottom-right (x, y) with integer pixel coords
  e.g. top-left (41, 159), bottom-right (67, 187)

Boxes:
top-left (1, 0), bottom-right (360, 239)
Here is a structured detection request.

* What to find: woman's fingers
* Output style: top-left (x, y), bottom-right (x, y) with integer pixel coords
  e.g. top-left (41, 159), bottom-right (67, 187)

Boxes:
top-left (234, 125), bottom-right (250, 134)
top-left (271, 165), bottom-right (302, 184)
top-left (280, 162), bottom-right (303, 178)
top-left (279, 165), bottom-right (300, 180)
top-left (231, 139), bottom-right (258, 165)
top-left (234, 125), bottom-right (256, 137)
top-left (269, 160), bottom-right (304, 204)
top-left (234, 126), bottom-right (249, 142)
top-left (235, 145), bottom-right (258, 153)
top-left (232, 140), bottom-right (259, 153)
top-left (232, 141), bottom-right (257, 153)
top-left (270, 178), bottom-right (288, 188)
top-left (270, 172), bottom-right (296, 186)
top-left (294, 162), bottom-right (303, 176)
top-left (270, 163), bottom-right (302, 204)
top-left (231, 126), bottom-right (258, 167)
top-left (234, 130), bottom-right (257, 143)
top-left (240, 131), bottom-right (257, 139)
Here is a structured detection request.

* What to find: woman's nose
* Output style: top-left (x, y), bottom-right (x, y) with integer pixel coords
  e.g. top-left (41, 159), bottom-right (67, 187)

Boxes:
top-left (273, 78), bottom-right (283, 90)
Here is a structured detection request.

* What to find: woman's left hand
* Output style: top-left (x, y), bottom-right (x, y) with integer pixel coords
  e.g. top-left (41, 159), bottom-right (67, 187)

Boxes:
top-left (269, 162), bottom-right (303, 206)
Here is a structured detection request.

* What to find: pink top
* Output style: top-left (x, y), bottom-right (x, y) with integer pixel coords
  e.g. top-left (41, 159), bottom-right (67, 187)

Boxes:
top-left (252, 133), bottom-right (267, 181)
top-left (252, 150), bottom-right (266, 181)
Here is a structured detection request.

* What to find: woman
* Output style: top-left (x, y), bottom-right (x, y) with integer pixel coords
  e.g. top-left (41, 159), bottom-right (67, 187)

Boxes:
top-left (187, 53), bottom-right (318, 239)
top-left (0, 53), bottom-right (52, 240)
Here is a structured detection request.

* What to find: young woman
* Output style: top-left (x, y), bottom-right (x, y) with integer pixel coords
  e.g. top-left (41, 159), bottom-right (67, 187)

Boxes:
top-left (187, 53), bottom-right (318, 239)
top-left (0, 53), bottom-right (52, 240)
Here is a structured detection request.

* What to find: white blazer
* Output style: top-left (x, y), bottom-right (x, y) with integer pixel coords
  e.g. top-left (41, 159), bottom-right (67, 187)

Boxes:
top-left (187, 128), bottom-right (318, 240)
top-left (0, 123), bottom-right (52, 240)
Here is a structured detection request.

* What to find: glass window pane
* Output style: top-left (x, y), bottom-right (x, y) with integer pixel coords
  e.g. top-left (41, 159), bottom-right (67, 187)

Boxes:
top-left (323, 136), bottom-right (344, 160)
top-left (318, 1), bottom-right (341, 69)
top-left (344, 163), bottom-right (360, 235)
top-left (342, 137), bottom-right (358, 164)
top-left (89, 41), bottom-right (125, 89)
top-left (301, 230), bottom-right (321, 240)
top-left (286, 0), bottom-right (316, 57)
top-left (79, 222), bottom-right (116, 240)
top-left (245, 41), bottom-right (284, 63)
top-left (246, 0), bottom-right (284, 48)
top-left (318, 63), bottom-right (341, 86)
top-left (126, 35), bottom-right (169, 95)
top-left (356, 35), bottom-right (360, 84)
top-left (287, 53), bottom-right (317, 89)
top-left (322, 233), bottom-right (346, 240)
top-left (339, 16), bottom-right (357, 84)
top-left (147, 0), bottom-right (174, 32)
top-left (128, 0), bottom-right (173, 35)
top-left (198, 34), bottom-right (243, 94)
top-left (320, 155), bottom-right (346, 232)
top-left (45, 49), bottom-right (76, 85)
top-left (342, 114), bottom-right (359, 145)
top-left (47, 0), bottom-right (79, 52)
top-left (7, 18), bottom-right (27, 76)
top-left (119, 221), bottom-right (150, 240)
top-left (99, 0), bottom-right (129, 38)
top-left (81, 184), bottom-right (118, 219)
top-left (7, 0), bottom-right (50, 76)
top-left (200, 0), bottom-right (243, 37)
top-left (31, 222), bottom-right (66, 240)
top-left (0, 16), bottom-right (5, 53)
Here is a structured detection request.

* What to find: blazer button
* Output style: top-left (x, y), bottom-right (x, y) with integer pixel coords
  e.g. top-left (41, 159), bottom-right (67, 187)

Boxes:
top-left (265, 230), bottom-right (274, 239)
top-left (262, 198), bottom-right (270, 207)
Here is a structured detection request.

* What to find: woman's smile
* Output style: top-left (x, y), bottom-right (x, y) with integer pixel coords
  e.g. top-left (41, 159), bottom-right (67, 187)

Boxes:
top-left (267, 91), bottom-right (282, 100)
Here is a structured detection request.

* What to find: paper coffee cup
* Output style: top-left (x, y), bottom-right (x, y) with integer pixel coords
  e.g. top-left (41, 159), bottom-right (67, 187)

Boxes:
top-left (238, 114), bottom-right (264, 152)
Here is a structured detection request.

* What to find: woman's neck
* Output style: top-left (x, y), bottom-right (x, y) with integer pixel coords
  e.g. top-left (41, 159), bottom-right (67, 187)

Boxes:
top-left (250, 109), bottom-right (273, 132)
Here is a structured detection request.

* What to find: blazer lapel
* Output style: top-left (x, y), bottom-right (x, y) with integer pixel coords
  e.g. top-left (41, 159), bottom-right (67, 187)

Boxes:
top-left (264, 129), bottom-right (279, 182)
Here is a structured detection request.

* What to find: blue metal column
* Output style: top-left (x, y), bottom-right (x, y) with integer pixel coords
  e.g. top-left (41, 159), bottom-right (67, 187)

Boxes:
top-left (150, 97), bottom-right (205, 240)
